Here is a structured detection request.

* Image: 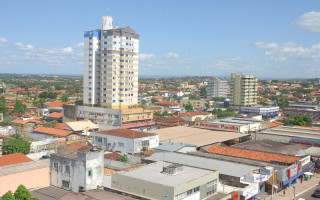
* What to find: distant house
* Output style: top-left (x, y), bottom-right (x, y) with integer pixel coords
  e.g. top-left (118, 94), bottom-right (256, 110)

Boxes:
top-left (91, 128), bottom-right (159, 154)
top-left (162, 91), bottom-right (184, 98)
top-left (32, 126), bottom-right (73, 140)
top-left (65, 120), bottom-right (99, 133)
top-left (46, 112), bottom-right (63, 122)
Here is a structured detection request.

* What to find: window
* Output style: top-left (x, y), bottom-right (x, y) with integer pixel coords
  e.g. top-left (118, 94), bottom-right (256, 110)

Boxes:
top-left (62, 180), bottom-right (69, 188)
top-left (118, 142), bottom-right (124, 147)
top-left (207, 180), bottom-right (217, 196)
top-left (142, 140), bottom-right (149, 147)
top-left (54, 163), bottom-right (58, 169)
top-left (96, 137), bottom-right (102, 143)
top-left (65, 165), bottom-right (70, 173)
top-left (88, 170), bottom-right (92, 177)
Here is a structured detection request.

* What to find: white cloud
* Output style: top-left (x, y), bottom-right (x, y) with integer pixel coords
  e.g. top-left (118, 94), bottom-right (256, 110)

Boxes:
top-left (296, 11), bottom-right (320, 32)
top-left (255, 41), bottom-right (320, 62)
top-left (0, 38), bottom-right (8, 47)
top-left (14, 42), bottom-right (34, 50)
top-left (0, 38), bottom-right (8, 43)
top-left (139, 53), bottom-right (155, 61)
top-left (164, 52), bottom-right (180, 59)
top-left (74, 42), bottom-right (84, 49)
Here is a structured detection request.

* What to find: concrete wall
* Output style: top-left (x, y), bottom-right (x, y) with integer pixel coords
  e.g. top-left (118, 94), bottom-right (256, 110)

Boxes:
top-left (111, 171), bottom-right (219, 200)
top-left (85, 149), bottom-right (104, 190)
top-left (252, 133), bottom-right (292, 143)
top-left (0, 167), bottom-right (50, 196)
top-left (92, 133), bottom-right (159, 154)
top-left (62, 104), bottom-right (78, 122)
top-left (112, 173), bottom-right (174, 200)
top-left (50, 153), bottom-right (86, 193)
top-left (50, 149), bottom-right (104, 193)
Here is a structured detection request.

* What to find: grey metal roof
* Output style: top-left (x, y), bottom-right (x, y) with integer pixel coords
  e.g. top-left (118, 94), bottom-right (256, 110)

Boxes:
top-left (0, 159), bottom-right (49, 177)
top-left (154, 142), bottom-right (196, 152)
top-left (118, 161), bottom-right (216, 187)
top-left (145, 152), bottom-right (260, 178)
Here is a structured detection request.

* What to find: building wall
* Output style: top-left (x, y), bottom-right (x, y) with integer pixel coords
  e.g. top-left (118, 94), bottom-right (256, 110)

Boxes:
top-left (50, 154), bottom-right (86, 193)
top-left (50, 150), bottom-right (104, 193)
top-left (0, 167), bottom-right (50, 196)
top-left (252, 133), bottom-right (292, 143)
top-left (63, 105), bottom-right (122, 126)
top-left (84, 150), bottom-right (104, 190)
top-left (111, 170), bottom-right (219, 200)
top-left (83, 16), bottom-right (139, 109)
top-left (112, 173), bottom-right (174, 200)
top-left (92, 133), bottom-right (159, 153)
top-left (207, 80), bottom-right (229, 98)
top-left (230, 74), bottom-right (257, 107)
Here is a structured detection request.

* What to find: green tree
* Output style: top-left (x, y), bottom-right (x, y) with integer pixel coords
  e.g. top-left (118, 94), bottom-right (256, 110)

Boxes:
top-left (141, 99), bottom-right (147, 106)
top-left (60, 93), bottom-right (69, 102)
top-left (184, 103), bottom-right (194, 112)
top-left (212, 97), bottom-right (226, 102)
top-left (151, 98), bottom-right (159, 104)
top-left (2, 134), bottom-right (31, 155)
top-left (0, 96), bottom-right (8, 116)
top-left (200, 87), bottom-right (207, 97)
top-left (205, 101), bottom-right (211, 109)
top-left (14, 185), bottom-right (33, 200)
top-left (118, 156), bottom-right (129, 163)
top-left (1, 191), bottom-right (15, 200)
top-left (13, 100), bottom-right (26, 114)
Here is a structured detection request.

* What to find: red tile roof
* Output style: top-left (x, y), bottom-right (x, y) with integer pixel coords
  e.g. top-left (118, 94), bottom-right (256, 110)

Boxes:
top-left (104, 168), bottom-right (116, 175)
top-left (47, 112), bottom-right (63, 119)
top-left (7, 88), bottom-right (25, 92)
top-left (33, 126), bottom-right (73, 137)
top-left (0, 153), bottom-right (32, 166)
top-left (11, 119), bottom-right (37, 125)
top-left (66, 143), bottom-right (92, 151)
top-left (44, 101), bottom-right (73, 108)
top-left (205, 146), bottom-right (300, 164)
top-left (104, 152), bottom-right (122, 160)
top-left (53, 123), bottom-right (67, 130)
top-left (264, 121), bottom-right (283, 128)
top-left (96, 128), bottom-right (157, 139)
top-left (155, 101), bottom-right (179, 107)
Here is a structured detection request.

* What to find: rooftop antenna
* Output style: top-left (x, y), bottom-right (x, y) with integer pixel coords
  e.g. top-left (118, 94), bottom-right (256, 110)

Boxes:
top-left (105, 8), bottom-right (109, 16)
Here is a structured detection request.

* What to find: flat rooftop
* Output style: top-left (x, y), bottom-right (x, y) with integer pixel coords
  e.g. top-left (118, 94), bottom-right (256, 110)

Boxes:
top-left (144, 152), bottom-right (260, 178)
top-left (148, 126), bottom-right (248, 147)
top-left (233, 140), bottom-right (308, 156)
top-left (208, 118), bottom-right (264, 125)
top-left (0, 159), bottom-right (49, 177)
top-left (261, 126), bottom-right (320, 140)
top-left (118, 161), bottom-right (216, 187)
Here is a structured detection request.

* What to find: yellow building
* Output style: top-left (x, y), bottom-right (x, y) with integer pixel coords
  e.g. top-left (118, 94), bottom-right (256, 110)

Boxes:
top-left (230, 73), bottom-right (258, 107)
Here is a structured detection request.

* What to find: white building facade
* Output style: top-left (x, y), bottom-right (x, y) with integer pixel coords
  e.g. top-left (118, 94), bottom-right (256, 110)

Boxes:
top-left (91, 129), bottom-right (159, 154)
top-left (84, 15), bottom-right (139, 109)
top-left (207, 79), bottom-right (229, 99)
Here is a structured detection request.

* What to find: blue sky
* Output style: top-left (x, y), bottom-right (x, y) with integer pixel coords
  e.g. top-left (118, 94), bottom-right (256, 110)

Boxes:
top-left (0, 0), bottom-right (320, 79)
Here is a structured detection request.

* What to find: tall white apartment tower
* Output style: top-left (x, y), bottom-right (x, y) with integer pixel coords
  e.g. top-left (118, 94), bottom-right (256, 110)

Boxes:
top-left (83, 15), bottom-right (139, 109)
top-left (207, 79), bottom-right (229, 99)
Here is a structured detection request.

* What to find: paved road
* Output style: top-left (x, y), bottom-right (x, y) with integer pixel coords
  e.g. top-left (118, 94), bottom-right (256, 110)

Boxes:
top-left (265, 174), bottom-right (320, 200)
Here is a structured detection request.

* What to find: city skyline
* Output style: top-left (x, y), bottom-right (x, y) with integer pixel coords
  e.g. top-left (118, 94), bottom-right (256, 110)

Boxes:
top-left (0, 0), bottom-right (320, 78)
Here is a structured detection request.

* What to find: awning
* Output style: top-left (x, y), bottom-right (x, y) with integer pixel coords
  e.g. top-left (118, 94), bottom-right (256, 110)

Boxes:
top-left (283, 163), bottom-right (315, 186)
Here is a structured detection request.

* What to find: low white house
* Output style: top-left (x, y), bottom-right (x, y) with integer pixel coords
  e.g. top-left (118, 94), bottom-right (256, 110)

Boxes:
top-left (91, 128), bottom-right (159, 154)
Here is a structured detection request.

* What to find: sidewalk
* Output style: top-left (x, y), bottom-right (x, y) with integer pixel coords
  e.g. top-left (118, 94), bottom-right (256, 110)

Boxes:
top-left (264, 175), bottom-right (320, 200)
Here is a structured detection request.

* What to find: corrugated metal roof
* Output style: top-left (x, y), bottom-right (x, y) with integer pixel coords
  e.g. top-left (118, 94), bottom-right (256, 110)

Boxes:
top-left (145, 152), bottom-right (259, 178)
top-left (148, 126), bottom-right (248, 147)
